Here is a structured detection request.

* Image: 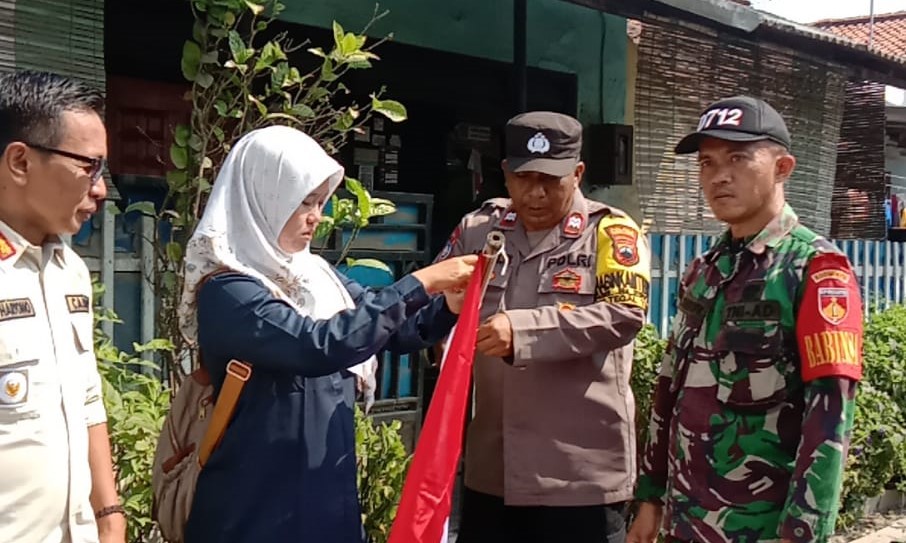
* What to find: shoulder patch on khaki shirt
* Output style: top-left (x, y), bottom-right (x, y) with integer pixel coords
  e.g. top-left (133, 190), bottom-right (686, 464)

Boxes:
top-left (0, 231), bottom-right (15, 260)
top-left (0, 298), bottom-right (36, 322)
top-left (595, 215), bottom-right (651, 311)
top-left (65, 295), bottom-right (90, 314)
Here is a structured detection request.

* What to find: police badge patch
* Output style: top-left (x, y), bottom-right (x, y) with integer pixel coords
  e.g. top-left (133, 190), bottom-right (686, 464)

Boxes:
top-left (563, 212), bottom-right (585, 237)
top-left (527, 132), bottom-right (551, 154)
top-left (603, 225), bottom-right (640, 267)
top-left (552, 269), bottom-right (582, 293)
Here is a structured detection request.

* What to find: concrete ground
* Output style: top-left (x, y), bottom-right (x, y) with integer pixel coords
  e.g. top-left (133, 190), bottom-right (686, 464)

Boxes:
top-left (848, 518), bottom-right (906, 543)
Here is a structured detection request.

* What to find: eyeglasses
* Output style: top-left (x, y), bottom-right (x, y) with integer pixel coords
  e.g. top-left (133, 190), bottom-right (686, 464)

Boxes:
top-left (26, 143), bottom-right (107, 185)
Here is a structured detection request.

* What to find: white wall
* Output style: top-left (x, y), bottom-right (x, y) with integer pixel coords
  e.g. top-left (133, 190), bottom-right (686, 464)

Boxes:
top-left (887, 86), bottom-right (906, 107)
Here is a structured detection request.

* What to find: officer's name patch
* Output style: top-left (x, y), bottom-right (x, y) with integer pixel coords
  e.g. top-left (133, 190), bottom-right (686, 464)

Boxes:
top-left (0, 298), bottom-right (36, 322)
top-left (66, 295), bottom-right (90, 314)
top-left (546, 253), bottom-right (592, 270)
top-left (723, 301), bottom-right (780, 322)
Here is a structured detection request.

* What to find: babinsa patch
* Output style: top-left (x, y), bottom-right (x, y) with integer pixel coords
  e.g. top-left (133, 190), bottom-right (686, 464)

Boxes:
top-left (818, 287), bottom-right (848, 325)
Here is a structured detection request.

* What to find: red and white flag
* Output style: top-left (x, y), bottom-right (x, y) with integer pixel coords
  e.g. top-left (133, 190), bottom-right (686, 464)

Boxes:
top-left (387, 256), bottom-right (488, 543)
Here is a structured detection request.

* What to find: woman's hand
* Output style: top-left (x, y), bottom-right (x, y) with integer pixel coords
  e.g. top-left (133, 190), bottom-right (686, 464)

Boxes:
top-left (443, 288), bottom-right (466, 314)
top-left (412, 255), bottom-right (478, 294)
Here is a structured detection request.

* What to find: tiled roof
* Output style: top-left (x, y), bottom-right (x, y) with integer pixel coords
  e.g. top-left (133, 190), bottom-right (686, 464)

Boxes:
top-left (814, 11), bottom-right (906, 61)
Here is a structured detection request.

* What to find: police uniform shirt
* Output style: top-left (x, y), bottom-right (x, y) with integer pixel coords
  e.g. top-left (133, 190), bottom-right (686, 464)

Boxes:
top-left (0, 219), bottom-right (107, 543)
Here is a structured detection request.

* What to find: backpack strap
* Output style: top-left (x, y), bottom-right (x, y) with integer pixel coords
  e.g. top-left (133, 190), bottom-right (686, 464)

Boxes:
top-left (193, 266), bottom-right (254, 468)
top-left (198, 359), bottom-right (251, 467)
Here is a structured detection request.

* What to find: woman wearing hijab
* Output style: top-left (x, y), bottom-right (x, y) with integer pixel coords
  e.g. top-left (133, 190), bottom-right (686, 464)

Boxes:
top-left (178, 125), bottom-right (476, 543)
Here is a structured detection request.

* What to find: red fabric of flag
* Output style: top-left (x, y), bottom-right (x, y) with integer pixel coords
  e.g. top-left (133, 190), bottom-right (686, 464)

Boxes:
top-left (387, 256), bottom-right (488, 543)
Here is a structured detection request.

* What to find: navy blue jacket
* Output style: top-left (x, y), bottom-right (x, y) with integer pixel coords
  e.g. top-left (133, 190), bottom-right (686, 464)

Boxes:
top-left (183, 271), bottom-right (456, 543)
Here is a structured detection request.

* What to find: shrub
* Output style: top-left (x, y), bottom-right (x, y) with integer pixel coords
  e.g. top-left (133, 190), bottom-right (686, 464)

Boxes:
top-left (837, 305), bottom-right (906, 527)
top-left (354, 406), bottom-right (412, 543)
top-left (631, 323), bottom-right (666, 447)
top-left (93, 283), bottom-right (172, 542)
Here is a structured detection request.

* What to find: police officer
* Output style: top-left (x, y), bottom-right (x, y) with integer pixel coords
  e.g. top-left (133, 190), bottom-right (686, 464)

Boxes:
top-left (437, 111), bottom-right (652, 543)
top-left (0, 71), bottom-right (125, 543)
top-left (628, 96), bottom-right (863, 543)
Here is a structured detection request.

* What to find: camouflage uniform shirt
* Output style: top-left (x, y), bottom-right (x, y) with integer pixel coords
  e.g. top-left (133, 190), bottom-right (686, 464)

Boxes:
top-left (636, 204), bottom-right (863, 543)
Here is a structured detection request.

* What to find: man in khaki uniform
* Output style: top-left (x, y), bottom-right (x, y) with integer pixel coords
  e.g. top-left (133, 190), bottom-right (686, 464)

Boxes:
top-left (0, 71), bottom-right (125, 543)
top-left (436, 111), bottom-right (651, 543)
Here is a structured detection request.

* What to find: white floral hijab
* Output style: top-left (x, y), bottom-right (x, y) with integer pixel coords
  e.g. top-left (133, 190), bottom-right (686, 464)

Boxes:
top-left (177, 125), bottom-right (377, 406)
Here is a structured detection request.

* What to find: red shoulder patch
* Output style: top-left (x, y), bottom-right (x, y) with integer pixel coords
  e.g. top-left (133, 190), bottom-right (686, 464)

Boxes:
top-left (434, 224), bottom-right (461, 263)
top-left (796, 253), bottom-right (863, 383)
top-left (563, 212), bottom-right (585, 237)
top-left (0, 232), bottom-right (15, 260)
top-left (499, 209), bottom-right (518, 229)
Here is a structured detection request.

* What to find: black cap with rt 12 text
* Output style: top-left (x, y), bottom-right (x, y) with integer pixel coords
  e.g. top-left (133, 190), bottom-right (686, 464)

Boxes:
top-left (674, 96), bottom-right (792, 154)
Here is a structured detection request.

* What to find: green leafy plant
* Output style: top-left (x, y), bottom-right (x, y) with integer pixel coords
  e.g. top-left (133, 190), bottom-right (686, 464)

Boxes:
top-left (837, 304), bottom-right (906, 528)
top-left (314, 177), bottom-right (397, 264)
top-left (125, 0), bottom-right (407, 389)
top-left (92, 282), bottom-right (173, 543)
top-left (630, 323), bottom-right (666, 452)
top-left (354, 406), bottom-right (412, 543)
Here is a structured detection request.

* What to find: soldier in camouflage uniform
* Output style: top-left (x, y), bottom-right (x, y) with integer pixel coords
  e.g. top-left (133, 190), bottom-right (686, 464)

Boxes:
top-left (627, 97), bottom-right (863, 543)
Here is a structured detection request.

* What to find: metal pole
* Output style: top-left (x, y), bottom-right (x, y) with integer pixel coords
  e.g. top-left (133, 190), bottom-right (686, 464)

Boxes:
top-left (869, 0), bottom-right (876, 48)
top-left (514, 0), bottom-right (528, 114)
top-left (480, 231), bottom-right (506, 300)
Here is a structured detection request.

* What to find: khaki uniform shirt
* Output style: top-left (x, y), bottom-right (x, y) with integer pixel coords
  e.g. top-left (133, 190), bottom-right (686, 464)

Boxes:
top-left (437, 190), bottom-right (651, 506)
top-left (0, 220), bottom-right (107, 543)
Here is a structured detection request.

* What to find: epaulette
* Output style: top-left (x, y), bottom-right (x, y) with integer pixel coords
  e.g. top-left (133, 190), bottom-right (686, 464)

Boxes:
top-left (479, 197), bottom-right (511, 211)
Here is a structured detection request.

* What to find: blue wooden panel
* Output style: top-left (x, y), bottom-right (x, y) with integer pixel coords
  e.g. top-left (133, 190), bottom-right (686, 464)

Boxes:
top-left (379, 352), bottom-right (413, 399)
top-left (382, 203), bottom-right (422, 225)
top-left (341, 230), bottom-right (419, 251)
top-left (112, 272), bottom-right (142, 353)
top-left (336, 262), bottom-right (395, 288)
